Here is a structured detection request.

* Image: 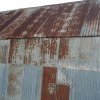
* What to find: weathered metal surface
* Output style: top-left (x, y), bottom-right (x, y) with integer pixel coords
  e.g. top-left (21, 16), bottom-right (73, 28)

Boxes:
top-left (7, 37), bottom-right (100, 71)
top-left (7, 64), bottom-right (24, 100)
top-left (41, 67), bottom-right (70, 100)
top-left (80, 0), bottom-right (100, 36)
top-left (57, 68), bottom-right (100, 100)
top-left (56, 85), bottom-right (70, 100)
top-left (0, 0), bottom-right (100, 100)
top-left (0, 0), bottom-right (100, 38)
top-left (0, 65), bottom-right (100, 100)
top-left (41, 67), bottom-right (57, 100)
top-left (0, 37), bottom-right (99, 70)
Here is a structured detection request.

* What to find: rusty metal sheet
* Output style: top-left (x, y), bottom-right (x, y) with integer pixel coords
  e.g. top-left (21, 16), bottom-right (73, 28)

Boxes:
top-left (4, 64), bottom-right (43, 100)
top-left (7, 37), bottom-right (100, 71)
top-left (0, 0), bottom-right (100, 99)
top-left (56, 85), bottom-right (70, 100)
top-left (0, 0), bottom-right (100, 38)
top-left (41, 67), bottom-right (70, 100)
top-left (41, 67), bottom-right (57, 100)
top-left (57, 68), bottom-right (100, 100)
top-left (0, 10), bottom-right (23, 32)
top-left (0, 65), bottom-right (100, 100)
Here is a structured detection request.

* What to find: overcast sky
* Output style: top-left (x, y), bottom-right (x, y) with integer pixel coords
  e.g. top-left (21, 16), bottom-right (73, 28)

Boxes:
top-left (0, 0), bottom-right (82, 11)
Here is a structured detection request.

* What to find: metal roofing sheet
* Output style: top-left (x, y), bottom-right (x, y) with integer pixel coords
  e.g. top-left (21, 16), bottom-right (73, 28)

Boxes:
top-left (0, 0), bottom-right (99, 38)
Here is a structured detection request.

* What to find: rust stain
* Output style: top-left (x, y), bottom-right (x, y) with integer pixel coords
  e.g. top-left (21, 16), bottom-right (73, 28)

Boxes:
top-left (0, 0), bottom-right (99, 38)
top-left (0, 10), bottom-right (23, 32)
top-left (41, 67), bottom-right (70, 100)
top-left (24, 39), bottom-right (36, 64)
top-left (0, 11), bottom-right (15, 30)
top-left (7, 65), bottom-right (23, 96)
top-left (13, 8), bottom-right (46, 38)
top-left (41, 67), bottom-right (57, 100)
top-left (40, 39), bottom-right (50, 58)
top-left (59, 38), bottom-right (69, 59)
top-left (56, 85), bottom-right (70, 100)
top-left (8, 37), bottom-right (100, 66)
top-left (50, 39), bottom-right (57, 59)
top-left (9, 39), bottom-right (25, 64)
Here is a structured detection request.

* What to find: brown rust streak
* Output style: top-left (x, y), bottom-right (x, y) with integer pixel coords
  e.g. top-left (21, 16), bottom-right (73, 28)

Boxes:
top-left (50, 39), bottom-right (57, 59)
top-left (56, 85), bottom-right (70, 100)
top-left (0, 11), bottom-right (15, 28)
top-left (59, 38), bottom-right (69, 59)
top-left (8, 39), bottom-right (25, 64)
top-left (41, 39), bottom-right (50, 54)
top-left (8, 39), bottom-right (16, 63)
top-left (51, 4), bottom-right (74, 37)
top-left (26, 8), bottom-right (53, 37)
top-left (40, 38), bottom-right (57, 59)
top-left (40, 39), bottom-right (50, 60)
top-left (41, 67), bottom-right (57, 100)
top-left (11, 8), bottom-right (45, 38)
top-left (66, 2), bottom-right (89, 36)
top-left (24, 39), bottom-right (36, 64)
top-left (0, 10), bottom-right (23, 32)
top-left (36, 4), bottom-right (74, 37)
top-left (41, 67), bottom-right (70, 100)
top-left (7, 65), bottom-right (23, 96)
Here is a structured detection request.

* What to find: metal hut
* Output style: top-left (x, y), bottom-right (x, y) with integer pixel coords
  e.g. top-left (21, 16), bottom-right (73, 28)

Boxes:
top-left (0, 0), bottom-right (100, 100)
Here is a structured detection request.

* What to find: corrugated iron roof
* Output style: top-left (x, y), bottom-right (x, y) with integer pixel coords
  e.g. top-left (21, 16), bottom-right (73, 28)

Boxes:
top-left (0, 0), bottom-right (100, 39)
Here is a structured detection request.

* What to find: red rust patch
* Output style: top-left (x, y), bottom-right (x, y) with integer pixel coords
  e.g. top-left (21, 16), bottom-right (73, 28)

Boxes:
top-left (56, 85), bottom-right (70, 100)
top-left (41, 67), bottom-right (70, 100)
top-left (41, 67), bottom-right (57, 100)
top-left (59, 38), bottom-right (69, 59)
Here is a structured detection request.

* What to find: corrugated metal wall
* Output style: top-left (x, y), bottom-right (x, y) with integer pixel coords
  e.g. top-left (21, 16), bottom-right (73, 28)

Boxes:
top-left (0, 37), bottom-right (100, 100)
top-left (0, 0), bottom-right (100, 100)
top-left (6, 37), bottom-right (100, 71)
top-left (0, 65), bottom-right (100, 100)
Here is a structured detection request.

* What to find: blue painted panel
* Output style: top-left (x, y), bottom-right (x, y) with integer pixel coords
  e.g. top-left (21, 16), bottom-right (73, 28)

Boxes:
top-left (59, 68), bottom-right (100, 100)
top-left (21, 65), bottom-right (43, 100)
top-left (0, 64), bottom-right (8, 100)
